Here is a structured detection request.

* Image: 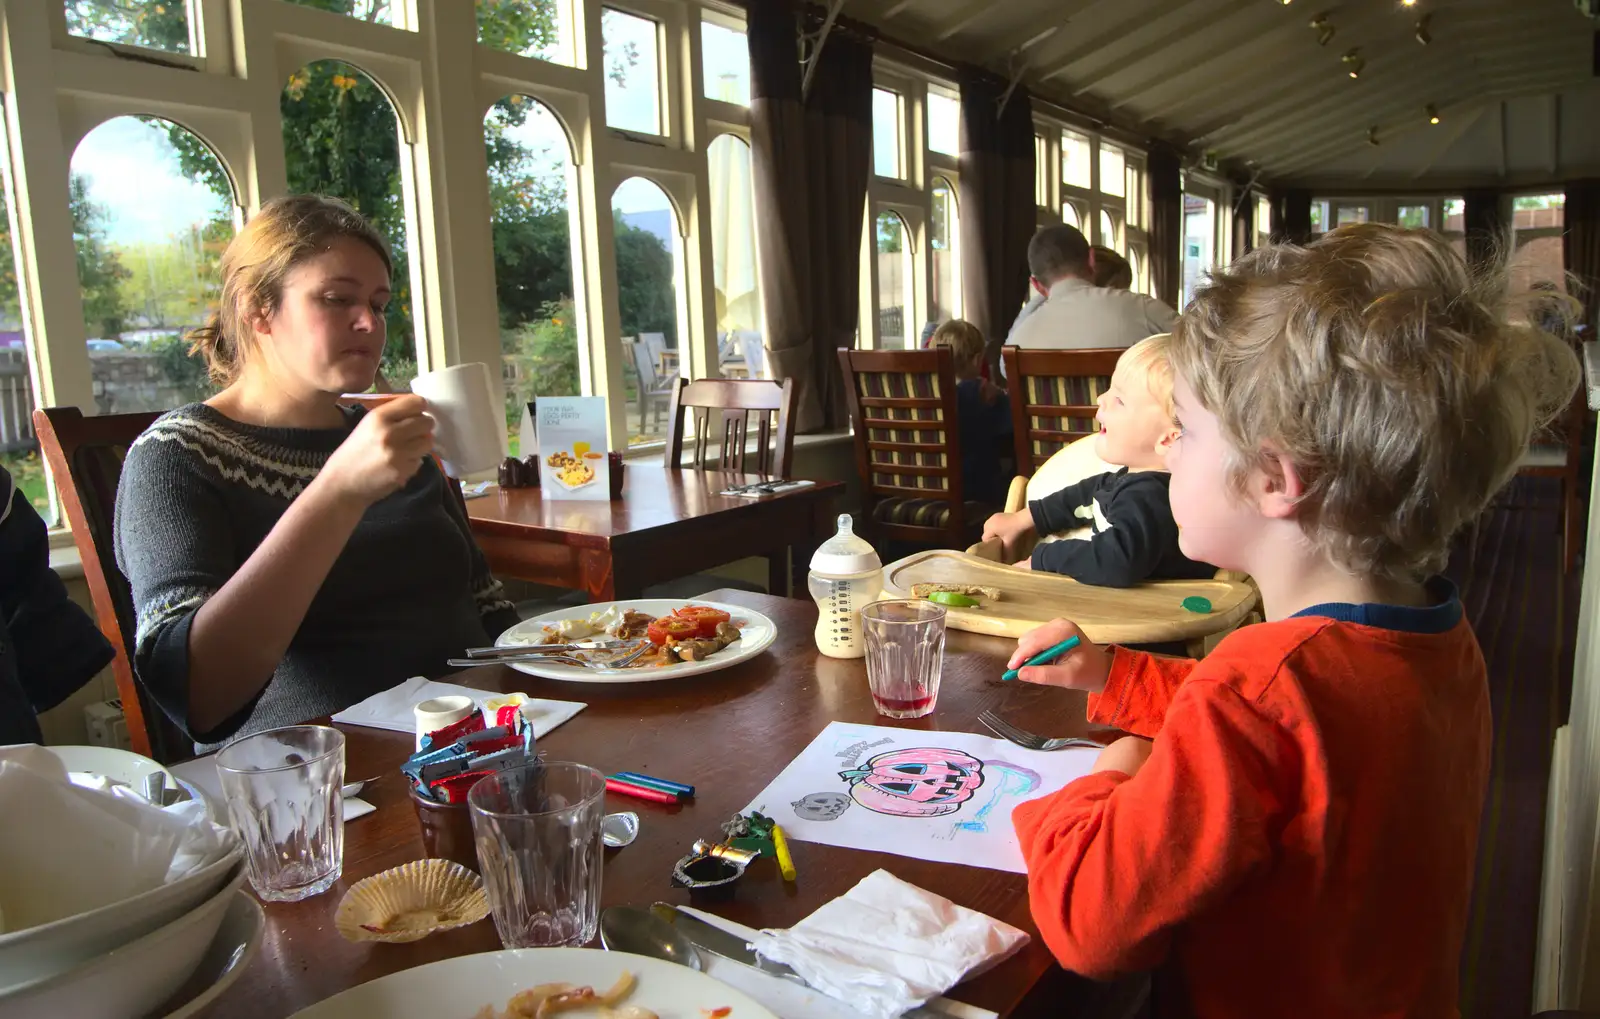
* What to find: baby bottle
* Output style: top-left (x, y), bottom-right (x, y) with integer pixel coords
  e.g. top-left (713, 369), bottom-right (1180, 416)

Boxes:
top-left (807, 514), bottom-right (884, 659)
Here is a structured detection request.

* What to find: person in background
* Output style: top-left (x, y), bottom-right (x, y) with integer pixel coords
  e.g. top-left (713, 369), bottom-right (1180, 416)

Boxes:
top-left (1002, 225), bottom-right (1176, 363)
top-left (0, 466), bottom-right (115, 746)
top-left (980, 334), bottom-right (1212, 585)
top-left (927, 319), bottom-right (1012, 507)
top-left (1090, 245), bottom-right (1134, 290)
top-left (115, 194), bottom-right (519, 749)
top-left (1006, 224), bottom-right (1579, 1018)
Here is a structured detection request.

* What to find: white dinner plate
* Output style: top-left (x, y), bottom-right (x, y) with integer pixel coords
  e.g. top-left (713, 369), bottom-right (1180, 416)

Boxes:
top-left (155, 891), bottom-right (264, 1019)
top-left (496, 599), bottom-right (777, 684)
top-left (288, 947), bottom-right (778, 1019)
top-left (43, 745), bottom-right (185, 800)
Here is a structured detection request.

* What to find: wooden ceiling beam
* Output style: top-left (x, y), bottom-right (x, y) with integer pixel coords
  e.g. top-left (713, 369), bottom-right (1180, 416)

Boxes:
top-left (881, 0), bottom-right (920, 19)
top-left (1068, 0), bottom-right (1262, 98)
top-left (1407, 103), bottom-right (1489, 180)
top-left (933, 0), bottom-right (1013, 42)
top-left (1030, 0), bottom-right (1208, 86)
top-left (976, 0), bottom-right (1106, 68)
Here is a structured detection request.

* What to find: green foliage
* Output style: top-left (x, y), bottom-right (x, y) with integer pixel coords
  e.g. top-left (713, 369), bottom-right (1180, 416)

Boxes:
top-left (505, 298), bottom-right (580, 408)
top-left (613, 221), bottom-right (676, 343)
top-left (0, 184), bottom-right (19, 327)
top-left (117, 220), bottom-right (227, 330)
top-left (71, 175), bottom-right (133, 339)
top-left (64, 1), bottom-right (189, 53)
top-left (0, 450), bottom-right (49, 515)
top-left (476, 0), bottom-right (559, 57)
top-left (876, 213), bottom-right (903, 254)
top-left (149, 332), bottom-right (214, 403)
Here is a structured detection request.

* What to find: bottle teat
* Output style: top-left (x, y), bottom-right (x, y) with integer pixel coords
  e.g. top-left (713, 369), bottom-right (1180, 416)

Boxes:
top-left (809, 514), bottom-right (881, 576)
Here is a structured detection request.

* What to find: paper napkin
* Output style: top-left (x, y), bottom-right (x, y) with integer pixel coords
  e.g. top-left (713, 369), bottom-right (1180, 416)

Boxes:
top-left (330, 676), bottom-right (586, 739)
top-left (756, 870), bottom-right (1029, 1019)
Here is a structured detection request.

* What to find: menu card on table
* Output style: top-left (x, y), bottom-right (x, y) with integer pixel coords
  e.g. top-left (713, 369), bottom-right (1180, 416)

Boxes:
top-left (536, 396), bottom-right (610, 501)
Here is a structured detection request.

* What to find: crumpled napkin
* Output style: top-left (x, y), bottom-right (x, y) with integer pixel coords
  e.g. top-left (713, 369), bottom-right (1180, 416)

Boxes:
top-left (756, 870), bottom-right (1030, 1019)
top-left (0, 745), bottom-right (237, 935)
top-left (330, 676), bottom-right (586, 738)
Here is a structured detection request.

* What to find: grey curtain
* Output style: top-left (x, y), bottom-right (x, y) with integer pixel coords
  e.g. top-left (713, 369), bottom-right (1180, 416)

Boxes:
top-left (1272, 189), bottom-right (1312, 244)
top-left (1567, 179), bottom-right (1600, 338)
top-left (1232, 191), bottom-right (1254, 258)
top-left (748, 1), bottom-right (872, 432)
top-left (1147, 144), bottom-right (1182, 309)
top-left (1464, 189), bottom-right (1501, 269)
top-left (958, 73), bottom-right (1034, 373)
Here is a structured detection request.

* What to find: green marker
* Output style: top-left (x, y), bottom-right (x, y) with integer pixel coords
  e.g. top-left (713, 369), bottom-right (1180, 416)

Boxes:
top-left (1182, 596), bottom-right (1213, 614)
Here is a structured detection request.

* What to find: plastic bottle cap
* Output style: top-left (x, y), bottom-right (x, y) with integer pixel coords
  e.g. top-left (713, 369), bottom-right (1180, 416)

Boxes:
top-left (809, 514), bottom-right (883, 576)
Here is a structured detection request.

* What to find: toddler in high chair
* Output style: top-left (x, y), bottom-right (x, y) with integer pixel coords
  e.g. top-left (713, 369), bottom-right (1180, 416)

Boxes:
top-left (1006, 224), bottom-right (1580, 1018)
top-left (980, 333), bottom-right (1216, 586)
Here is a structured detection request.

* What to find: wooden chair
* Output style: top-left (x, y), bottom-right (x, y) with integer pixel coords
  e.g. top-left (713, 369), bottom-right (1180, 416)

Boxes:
top-left (628, 339), bottom-right (676, 434)
top-left (32, 406), bottom-right (191, 763)
top-left (1001, 345), bottom-right (1124, 475)
top-left (838, 346), bottom-right (985, 550)
top-left (665, 377), bottom-right (796, 479)
top-left (1513, 383), bottom-right (1587, 573)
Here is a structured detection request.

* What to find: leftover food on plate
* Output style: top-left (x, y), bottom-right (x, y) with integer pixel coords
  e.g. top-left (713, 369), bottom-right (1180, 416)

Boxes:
top-left (545, 451), bottom-right (597, 488)
top-left (910, 583), bottom-right (1001, 603)
top-left (519, 605), bottom-right (745, 668)
top-left (471, 971), bottom-right (658, 1019)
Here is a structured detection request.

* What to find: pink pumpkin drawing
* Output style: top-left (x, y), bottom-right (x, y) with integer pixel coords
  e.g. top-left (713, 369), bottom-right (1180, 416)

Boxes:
top-left (839, 747), bottom-right (985, 817)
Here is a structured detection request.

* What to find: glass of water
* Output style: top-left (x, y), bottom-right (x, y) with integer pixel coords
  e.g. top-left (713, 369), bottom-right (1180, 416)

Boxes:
top-left (215, 725), bottom-right (345, 902)
top-left (468, 762), bottom-right (606, 947)
top-left (861, 599), bottom-right (948, 718)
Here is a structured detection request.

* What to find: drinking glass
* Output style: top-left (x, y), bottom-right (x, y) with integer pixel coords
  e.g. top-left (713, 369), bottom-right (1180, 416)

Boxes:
top-left (861, 599), bottom-right (948, 718)
top-left (468, 762), bottom-right (607, 947)
top-left (215, 725), bottom-right (345, 902)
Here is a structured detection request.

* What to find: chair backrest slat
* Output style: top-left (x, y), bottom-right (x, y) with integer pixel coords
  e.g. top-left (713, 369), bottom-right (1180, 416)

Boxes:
top-left (32, 405), bottom-right (191, 763)
top-left (665, 377), bottom-right (797, 479)
top-left (1001, 345), bottom-right (1124, 475)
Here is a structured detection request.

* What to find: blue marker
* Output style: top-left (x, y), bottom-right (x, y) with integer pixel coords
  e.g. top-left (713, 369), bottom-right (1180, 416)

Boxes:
top-left (1001, 636), bottom-right (1081, 682)
top-left (614, 771), bottom-right (695, 798)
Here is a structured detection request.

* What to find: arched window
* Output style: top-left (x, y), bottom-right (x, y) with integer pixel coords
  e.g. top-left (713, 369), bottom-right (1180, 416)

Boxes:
top-left (612, 176), bottom-right (683, 447)
top-left (707, 135), bottom-right (763, 377)
top-left (1062, 203), bottom-right (1081, 231)
top-left (282, 60), bottom-right (416, 387)
top-left (1099, 210), bottom-right (1118, 250)
top-left (1127, 248), bottom-right (1144, 295)
top-left (486, 95), bottom-right (582, 446)
top-left (930, 177), bottom-right (959, 324)
top-left (875, 210), bottom-right (914, 349)
top-left (69, 115), bottom-right (236, 414)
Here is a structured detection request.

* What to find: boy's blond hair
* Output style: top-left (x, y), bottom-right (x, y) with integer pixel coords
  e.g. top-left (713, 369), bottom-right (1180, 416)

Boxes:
top-left (929, 319), bottom-right (986, 369)
top-left (1171, 223), bottom-right (1580, 582)
top-left (1118, 332), bottom-right (1177, 421)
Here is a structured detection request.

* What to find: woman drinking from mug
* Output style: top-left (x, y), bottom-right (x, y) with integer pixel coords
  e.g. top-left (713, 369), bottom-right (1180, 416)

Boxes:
top-left (114, 194), bottom-right (520, 747)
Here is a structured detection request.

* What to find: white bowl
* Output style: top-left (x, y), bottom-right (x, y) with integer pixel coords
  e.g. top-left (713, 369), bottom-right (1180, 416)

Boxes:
top-left (0, 863), bottom-right (247, 1019)
top-left (0, 842), bottom-right (244, 991)
top-left (153, 891), bottom-right (264, 1019)
top-left (43, 745), bottom-right (176, 795)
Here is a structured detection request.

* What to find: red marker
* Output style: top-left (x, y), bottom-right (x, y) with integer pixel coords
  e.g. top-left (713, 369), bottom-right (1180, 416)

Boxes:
top-left (605, 776), bottom-right (680, 805)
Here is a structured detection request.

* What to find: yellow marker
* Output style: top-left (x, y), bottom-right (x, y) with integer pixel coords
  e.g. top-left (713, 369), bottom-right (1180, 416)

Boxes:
top-left (772, 824), bottom-right (797, 882)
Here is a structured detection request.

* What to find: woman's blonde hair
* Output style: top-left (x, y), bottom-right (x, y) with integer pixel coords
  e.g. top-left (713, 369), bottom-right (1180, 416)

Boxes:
top-left (928, 319), bottom-right (987, 368)
top-left (187, 194), bottom-right (392, 385)
top-left (1171, 222), bottom-right (1580, 582)
top-left (1117, 332), bottom-right (1176, 420)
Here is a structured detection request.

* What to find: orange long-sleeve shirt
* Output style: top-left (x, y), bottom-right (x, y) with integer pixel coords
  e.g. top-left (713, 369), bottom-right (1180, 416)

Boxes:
top-left (1012, 582), bottom-right (1490, 1018)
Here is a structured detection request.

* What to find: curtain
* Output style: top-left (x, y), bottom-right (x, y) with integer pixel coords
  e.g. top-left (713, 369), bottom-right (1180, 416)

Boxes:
top-left (1232, 192), bottom-right (1254, 258)
top-left (958, 73), bottom-right (1035, 373)
top-left (1272, 189), bottom-right (1312, 243)
top-left (1567, 179), bottom-right (1600, 339)
top-left (748, 1), bottom-right (871, 432)
top-left (1463, 189), bottom-right (1501, 270)
top-left (1147, 144), bottom-right (1182, 309)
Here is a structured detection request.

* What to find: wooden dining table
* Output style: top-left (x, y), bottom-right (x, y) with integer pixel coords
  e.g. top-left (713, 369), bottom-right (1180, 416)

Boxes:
top-left (192, 590), bottom-right (1131, 1019)
top-left (466, 468), bottom-right (843, 600)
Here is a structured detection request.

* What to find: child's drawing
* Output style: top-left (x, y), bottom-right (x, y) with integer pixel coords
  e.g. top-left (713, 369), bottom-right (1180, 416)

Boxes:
top-left (746, 721), bottom-right (1097, 873)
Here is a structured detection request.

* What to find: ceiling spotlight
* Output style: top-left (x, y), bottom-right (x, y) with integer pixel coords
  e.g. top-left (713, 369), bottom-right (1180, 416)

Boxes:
top-left (1400, 0), bottom-right (1416, 6)
top-left (1426, 103), bottom-right (1439, 124)
top-left (1367, 126), bottom-right (1380, 146)
top-left (1415, 13), bottom-right (1432, 44)
top-left (1342, 49), bottom-right (1365, 78)
top-left (1310, 13), bottom-right (1335, 45)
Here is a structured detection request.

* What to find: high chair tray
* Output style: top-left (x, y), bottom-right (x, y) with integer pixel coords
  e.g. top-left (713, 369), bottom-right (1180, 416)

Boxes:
top-left (880, 550), bottom-right (1257, 643)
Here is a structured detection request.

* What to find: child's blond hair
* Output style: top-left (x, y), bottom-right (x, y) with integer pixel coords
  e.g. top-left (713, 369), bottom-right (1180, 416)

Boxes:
top-left (928, 319), bottom-right (986, 369)
top-left (1171, 223), bottom-right (1580, 582)
top-left (1118, 332), bottom-right (1176, 421)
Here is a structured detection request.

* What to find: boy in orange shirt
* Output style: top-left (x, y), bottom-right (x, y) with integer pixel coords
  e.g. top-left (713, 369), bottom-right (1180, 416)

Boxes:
top-left (1008, 224), bottom-right (1580, 1018)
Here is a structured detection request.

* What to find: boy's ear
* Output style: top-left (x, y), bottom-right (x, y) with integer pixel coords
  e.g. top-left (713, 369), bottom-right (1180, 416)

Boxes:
top-left (1253, 444), bottom-right (1305, 520)
top-left (1154, 424), bottom-right (1183, 459)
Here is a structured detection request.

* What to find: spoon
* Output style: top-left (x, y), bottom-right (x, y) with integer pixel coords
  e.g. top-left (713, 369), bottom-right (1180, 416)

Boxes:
top-left (598, 906), bottom-right (702, 971)
top-left (602, 811), bottom-right (640, 848)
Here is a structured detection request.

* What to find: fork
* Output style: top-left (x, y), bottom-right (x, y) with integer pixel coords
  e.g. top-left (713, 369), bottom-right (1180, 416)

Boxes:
top-left (979, 709), bottom-right (1105, 752)
top-left (448, 642), bottom-right (652, 670)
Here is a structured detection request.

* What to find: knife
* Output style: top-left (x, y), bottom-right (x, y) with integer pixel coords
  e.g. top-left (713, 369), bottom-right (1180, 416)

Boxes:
top-left (650, 903), bottom-right (804, 983)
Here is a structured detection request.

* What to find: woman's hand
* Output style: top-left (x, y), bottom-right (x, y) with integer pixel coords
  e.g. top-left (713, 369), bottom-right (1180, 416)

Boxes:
top-left (1090, 736), bottom-right (1153, 777)
top-left (1007, 618), bottom-right (1113, 693)
top-left (318, 394), bottom-right (436, 507)
top-left (982, 509), bottom-right (1035, 547)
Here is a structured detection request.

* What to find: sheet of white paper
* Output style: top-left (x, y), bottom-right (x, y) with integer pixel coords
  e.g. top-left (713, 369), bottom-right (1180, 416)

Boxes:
top-left (328, 676), bottom-right (586, 739)
top-left (743, 721), bottom-right (1097, 873)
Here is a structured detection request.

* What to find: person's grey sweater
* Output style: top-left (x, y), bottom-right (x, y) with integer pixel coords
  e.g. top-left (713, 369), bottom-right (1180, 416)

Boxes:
top-left (113, 403), bottom-right (520, 746)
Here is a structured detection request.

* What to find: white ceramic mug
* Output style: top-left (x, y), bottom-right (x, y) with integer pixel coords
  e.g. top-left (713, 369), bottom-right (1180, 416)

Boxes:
top-left (413, 695), bottom-right (477, 750)
top-left (409, 362), bottom-right (506, 477)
